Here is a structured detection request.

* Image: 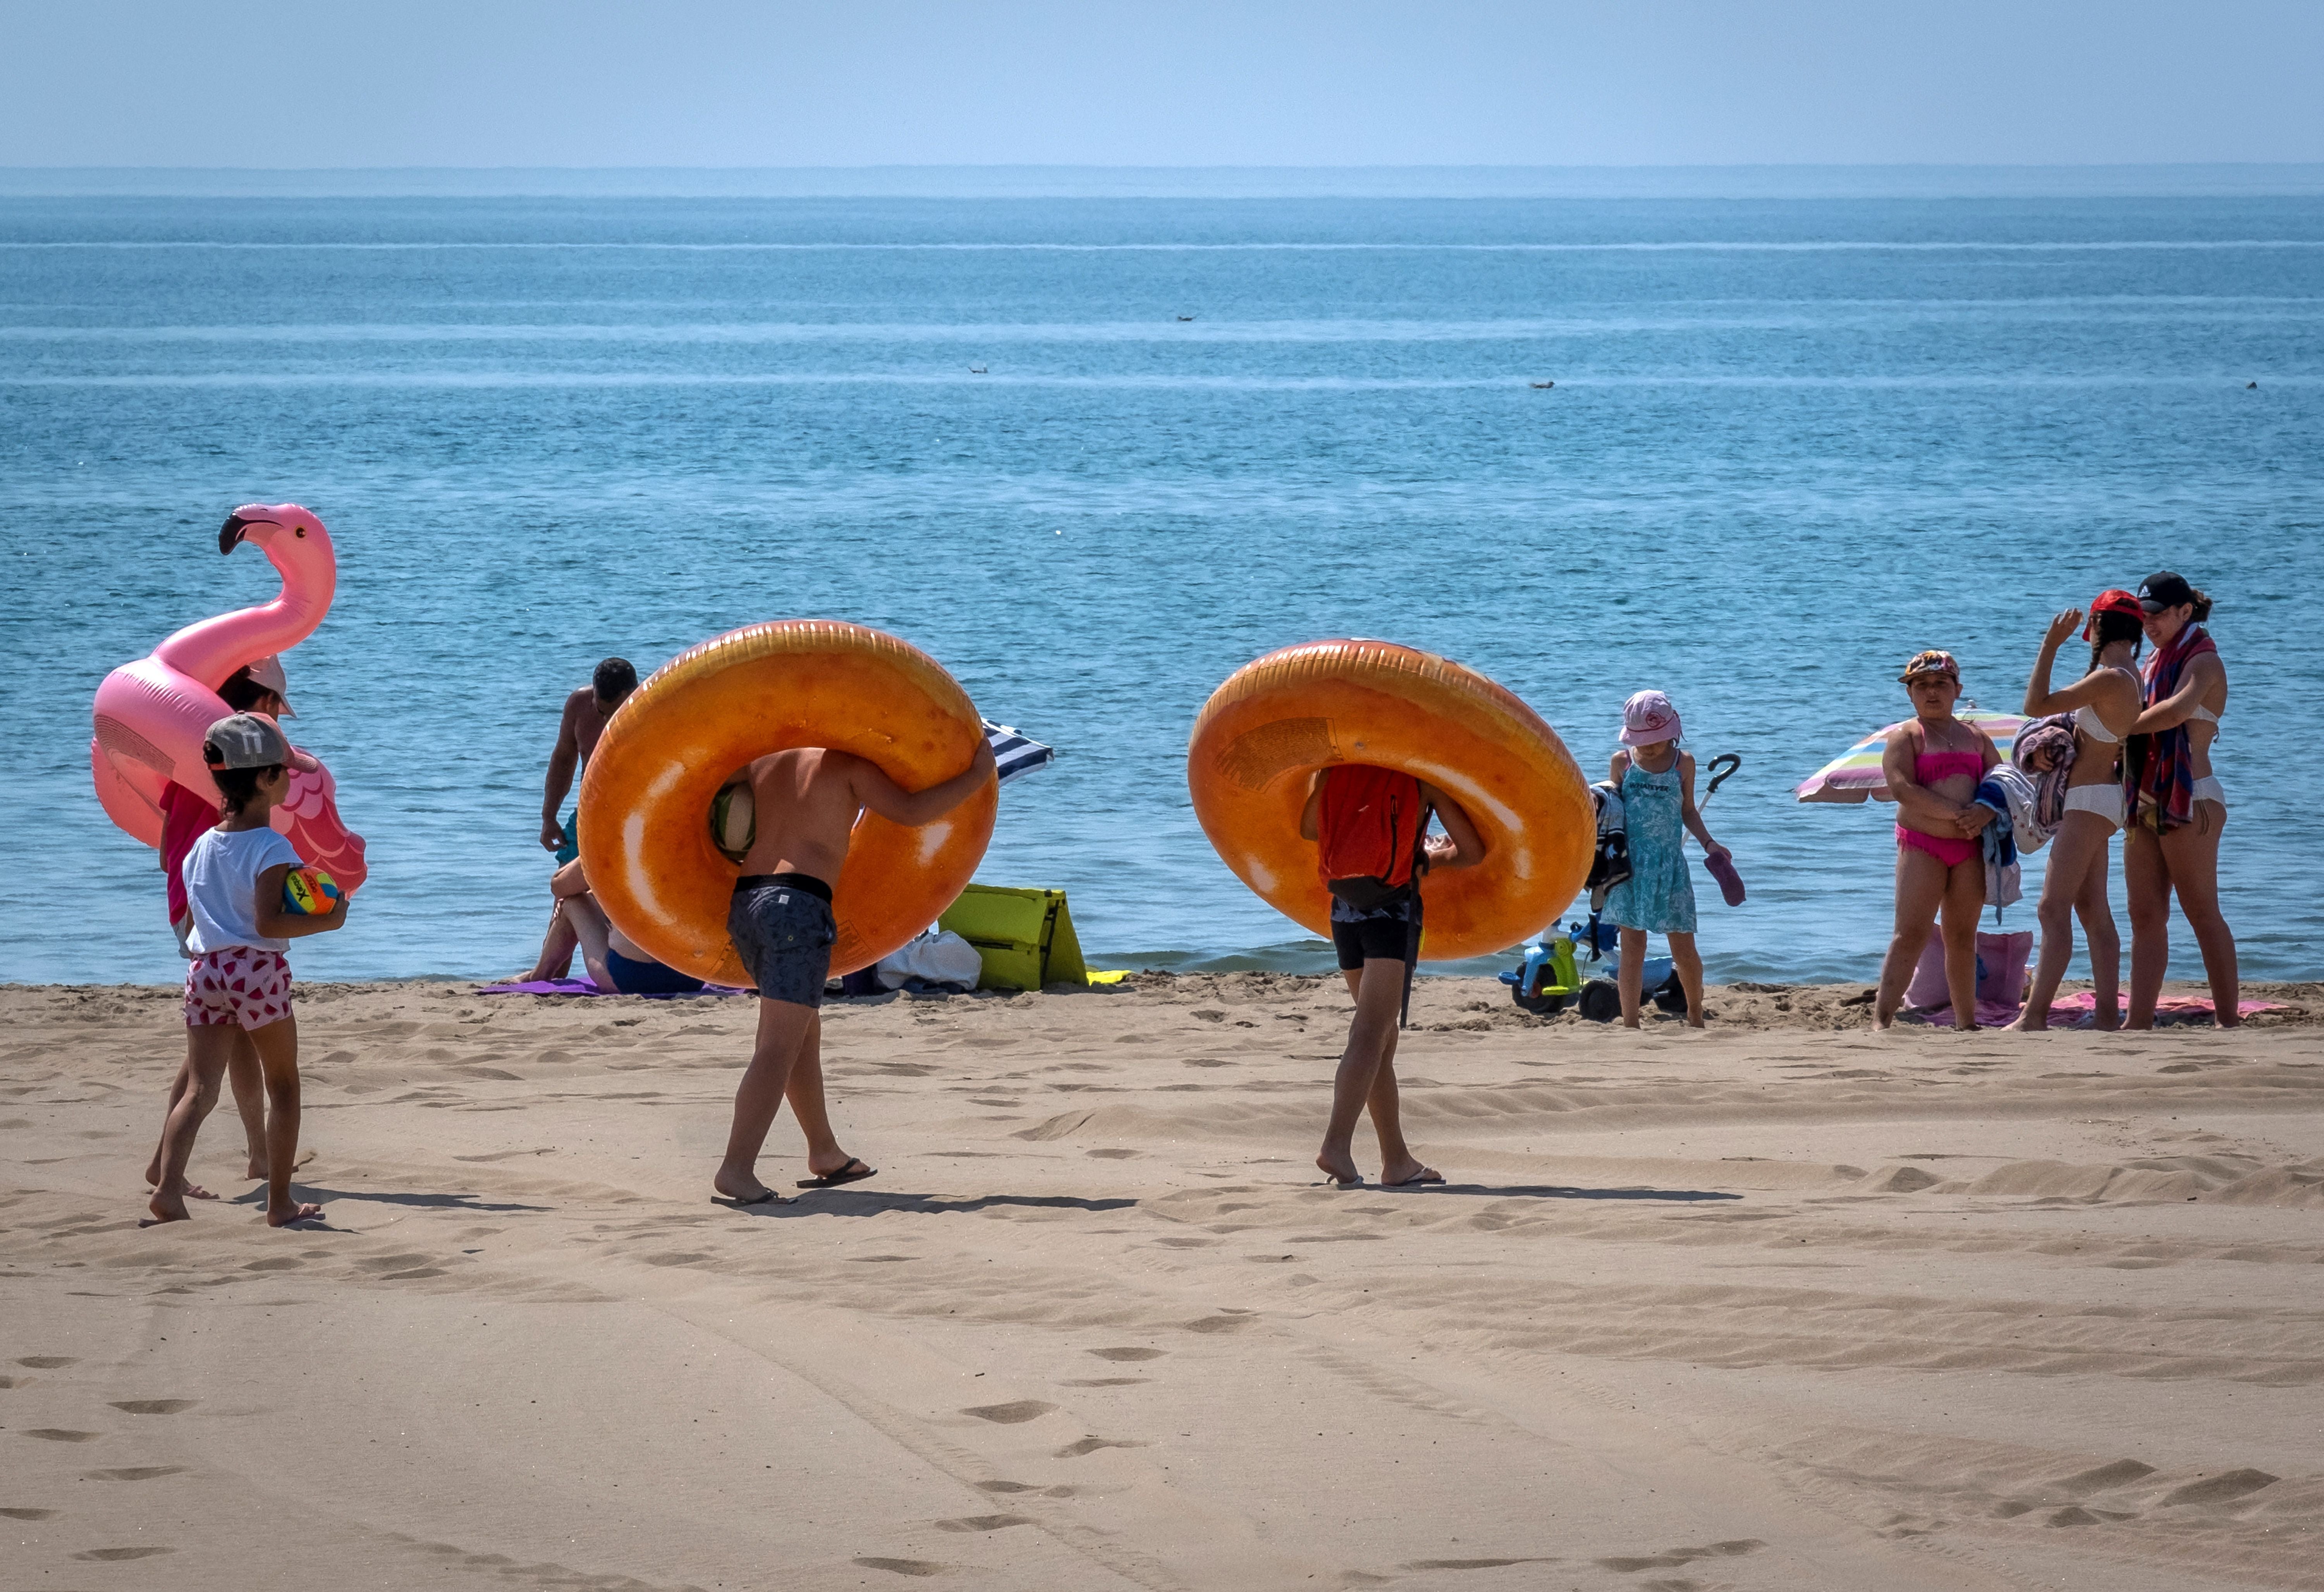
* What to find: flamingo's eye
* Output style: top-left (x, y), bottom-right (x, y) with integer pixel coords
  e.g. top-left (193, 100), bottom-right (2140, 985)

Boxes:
top-left (294, 527), bottom-right (306, 538)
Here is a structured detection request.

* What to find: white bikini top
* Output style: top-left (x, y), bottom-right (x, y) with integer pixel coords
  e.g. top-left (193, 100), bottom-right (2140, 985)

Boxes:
top-left (2187, 703), bottom-right (2222, 725)
top-left (2075, 665), bottom-right (2140, 743)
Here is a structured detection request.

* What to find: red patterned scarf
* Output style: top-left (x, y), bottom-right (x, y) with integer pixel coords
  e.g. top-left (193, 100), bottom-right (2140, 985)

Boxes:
top-left (2124, 624), bottom-right (2216, 834)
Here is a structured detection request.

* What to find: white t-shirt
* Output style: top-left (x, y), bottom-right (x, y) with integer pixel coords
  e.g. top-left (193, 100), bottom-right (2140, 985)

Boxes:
top-left (181, 825), bottom-right (303, 956)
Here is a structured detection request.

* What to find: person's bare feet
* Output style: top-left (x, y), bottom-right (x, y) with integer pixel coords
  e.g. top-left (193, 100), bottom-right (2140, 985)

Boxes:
top-left (1314, 1149), bottom-right (1361, 1187)
top-left (2005, 1014), bottom-right (2046, 1032)
top-left (244, 1156), bottom-right (267, 1180)
top-left (144, 1191), bottom-right (190, 1226)
top-left (265, 1200), bottom-right (323, 1227)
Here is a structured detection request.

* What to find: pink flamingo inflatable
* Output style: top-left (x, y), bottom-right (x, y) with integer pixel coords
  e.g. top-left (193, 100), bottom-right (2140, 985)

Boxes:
top-left (91, 503), bottom-right (367, 893)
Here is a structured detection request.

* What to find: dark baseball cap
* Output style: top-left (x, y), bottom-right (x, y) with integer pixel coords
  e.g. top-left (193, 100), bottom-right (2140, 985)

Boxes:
top-left (2139, 572), bottom-right (2196, 612)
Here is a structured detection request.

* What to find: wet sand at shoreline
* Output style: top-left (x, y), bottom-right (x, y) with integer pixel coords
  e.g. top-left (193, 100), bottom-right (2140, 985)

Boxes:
top-left (4, 973), bottom-right (2321, 1590)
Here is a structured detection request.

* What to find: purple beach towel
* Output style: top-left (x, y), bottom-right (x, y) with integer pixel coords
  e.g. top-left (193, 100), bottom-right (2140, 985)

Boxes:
top-left (478, 978), bottom-right (750, 999)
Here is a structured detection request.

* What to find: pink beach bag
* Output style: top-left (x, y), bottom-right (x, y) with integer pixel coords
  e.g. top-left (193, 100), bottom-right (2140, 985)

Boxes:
top-left (1906, 930), bottom-right (2032, 1009)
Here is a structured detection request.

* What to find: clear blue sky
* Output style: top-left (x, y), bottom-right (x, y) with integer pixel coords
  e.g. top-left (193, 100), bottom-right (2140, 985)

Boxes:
top-left (3, 0), bottom-right (2319, 168)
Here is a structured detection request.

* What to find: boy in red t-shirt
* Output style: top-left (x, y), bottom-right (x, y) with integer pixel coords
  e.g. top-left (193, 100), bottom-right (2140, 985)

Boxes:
top-left (1299, 765), bottom-right (1484, 1189)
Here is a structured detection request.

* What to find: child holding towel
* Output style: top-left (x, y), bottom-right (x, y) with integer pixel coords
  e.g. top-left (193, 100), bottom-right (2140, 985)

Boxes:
top-left (1606, 691), bottom-right (1729, 1028)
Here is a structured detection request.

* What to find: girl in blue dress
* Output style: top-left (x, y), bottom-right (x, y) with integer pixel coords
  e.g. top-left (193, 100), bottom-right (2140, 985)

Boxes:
top-left (1604, 690), bottom-right (1730, 1028)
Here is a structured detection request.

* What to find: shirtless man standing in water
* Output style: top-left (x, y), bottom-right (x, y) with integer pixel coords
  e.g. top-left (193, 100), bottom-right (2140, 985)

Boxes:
top-left (713, 739), bottom-right (996, 1205)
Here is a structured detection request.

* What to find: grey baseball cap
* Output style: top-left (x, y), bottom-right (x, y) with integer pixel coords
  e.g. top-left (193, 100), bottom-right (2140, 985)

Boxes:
top-left (239, 653), bottom-right (295, 717)
top-left (203, 712), bottom-right (300, 772)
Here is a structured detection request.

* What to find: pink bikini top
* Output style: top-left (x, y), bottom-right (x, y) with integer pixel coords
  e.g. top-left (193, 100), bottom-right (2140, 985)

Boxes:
top-left (1913, 748), bottom-right (1985, 784)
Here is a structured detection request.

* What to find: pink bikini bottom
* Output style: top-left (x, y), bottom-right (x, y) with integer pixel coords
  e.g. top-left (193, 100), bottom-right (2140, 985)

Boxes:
top-left (1897, 825), bottom-right (1978, 870)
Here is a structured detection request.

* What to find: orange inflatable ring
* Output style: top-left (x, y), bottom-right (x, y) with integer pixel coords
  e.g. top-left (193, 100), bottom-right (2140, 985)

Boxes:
top-left (1186, 639), bottom-right (1592, 961)
top-left (578, 621), bottom-right (997, 986)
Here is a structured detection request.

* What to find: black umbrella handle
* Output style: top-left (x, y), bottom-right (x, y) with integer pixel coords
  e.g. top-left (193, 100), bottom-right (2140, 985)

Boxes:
top-left (1705, 752), bottom-right (1742, 802)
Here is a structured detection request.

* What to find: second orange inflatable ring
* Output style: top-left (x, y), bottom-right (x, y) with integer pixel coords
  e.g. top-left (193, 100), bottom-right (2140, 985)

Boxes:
top-left (1186, 640), bottom-right (1592, 961)
top-left (578, 621), bottom-right (996, 986)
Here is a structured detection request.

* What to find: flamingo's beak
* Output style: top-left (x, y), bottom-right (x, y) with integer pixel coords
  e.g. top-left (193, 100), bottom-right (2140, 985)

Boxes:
top-left (219, 512), bottom-right (254, 554)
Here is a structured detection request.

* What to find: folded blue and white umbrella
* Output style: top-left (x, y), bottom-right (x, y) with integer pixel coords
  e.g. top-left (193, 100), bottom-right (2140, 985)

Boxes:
top-left (983, 720), bottom-right (1056, 785)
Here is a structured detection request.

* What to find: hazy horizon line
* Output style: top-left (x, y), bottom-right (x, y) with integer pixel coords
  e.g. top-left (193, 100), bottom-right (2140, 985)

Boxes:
top-left (7, 161), bottom-right (2324, 202)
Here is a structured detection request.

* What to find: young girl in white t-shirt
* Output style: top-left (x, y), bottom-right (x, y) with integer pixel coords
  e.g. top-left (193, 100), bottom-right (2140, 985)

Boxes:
top-left (148, 713), bottom-right (349, 1228)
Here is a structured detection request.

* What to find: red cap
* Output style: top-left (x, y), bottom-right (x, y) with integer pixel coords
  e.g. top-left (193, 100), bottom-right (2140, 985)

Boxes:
top-left (2083, 588), bottom-right (2144, 641)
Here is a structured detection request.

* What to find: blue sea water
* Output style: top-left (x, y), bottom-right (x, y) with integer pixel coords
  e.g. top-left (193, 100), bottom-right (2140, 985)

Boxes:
top-left (3, 190), bottom-right (2319, 986)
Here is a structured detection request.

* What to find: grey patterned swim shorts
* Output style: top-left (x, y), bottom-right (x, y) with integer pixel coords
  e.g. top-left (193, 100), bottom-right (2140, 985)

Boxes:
top-left (727, 873), bottom-right (837, 1007)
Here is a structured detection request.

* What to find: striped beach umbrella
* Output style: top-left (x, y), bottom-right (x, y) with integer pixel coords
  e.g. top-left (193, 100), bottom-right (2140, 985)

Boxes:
top-left (1794, 709), bottom-right (2029, 804)
top-left (983, 720), bottom-right (1056, 785)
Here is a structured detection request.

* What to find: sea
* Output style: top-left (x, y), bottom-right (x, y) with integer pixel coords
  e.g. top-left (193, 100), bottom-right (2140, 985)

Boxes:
top-left (3, 172), bottom-right (2319, 987)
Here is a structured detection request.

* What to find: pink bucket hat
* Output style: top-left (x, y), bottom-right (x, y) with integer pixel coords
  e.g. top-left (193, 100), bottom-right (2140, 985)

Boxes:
top-left (1619, 689), bottom-right (1682, 747)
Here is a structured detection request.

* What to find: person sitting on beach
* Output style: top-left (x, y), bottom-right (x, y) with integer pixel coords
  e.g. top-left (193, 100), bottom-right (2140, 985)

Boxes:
top-left (2124, 571), bottom-right (2238, 1028)
top-left (530, 856), bottom-right (706, 996)
top-left (1873, 651), bottom-right (2002, 1031)
top-left (149, 713), bottom-right (347, 1228)
top-left (540, 656), bottom-right (639, 860)
top-left (2009, 594), bottom-right (2145, 1031)
top-left (714, 738), bottom-right (997, 1206)
top-left (1299, 765), bottom-right (1484, 1188)
top-left (530, 657), bottom-right (639, 978)
top-left (146, 655), bottom-right (300, 1203)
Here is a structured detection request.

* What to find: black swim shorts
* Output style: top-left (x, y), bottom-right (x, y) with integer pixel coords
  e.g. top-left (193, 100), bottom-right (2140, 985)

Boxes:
top-left (1329, 890), bottom-right (1419, 971)
top-left (727, 873), bottom-right (837, 1007)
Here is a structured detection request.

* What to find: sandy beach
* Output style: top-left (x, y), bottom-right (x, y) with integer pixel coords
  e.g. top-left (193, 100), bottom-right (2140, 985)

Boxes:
top-left (5, 973), bottom-right (2321, 1590)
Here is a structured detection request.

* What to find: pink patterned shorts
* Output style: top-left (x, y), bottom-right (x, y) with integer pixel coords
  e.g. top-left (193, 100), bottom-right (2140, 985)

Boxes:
top-left (184, 948), bottom-right (294, 1031)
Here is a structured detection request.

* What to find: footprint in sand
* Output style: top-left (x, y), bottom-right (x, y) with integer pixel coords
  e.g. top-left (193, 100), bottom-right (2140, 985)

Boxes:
top-left (1088, 1347), bottom-right (1165, 1362)
top-left (960, 1400), bottom-right (1055, 1424)
top-left (242, 1257), bottom-right (303, 1272)
top-left (1401, 1558), bottom-right (1557, 1571)
top-left (84, 1466), bottom-right (186, 1481)
top-left (1183, 1313), bottom-right (1255, 1333)
top-left (853, 1557), bottom-right (945, 1577)
top-left (1054, 1436), bottom-right (1144, 1457)
top-left (1086, 1147), bottom-right (1140, 1157)
top-left (23, 1429), bottom-right (101, 1442)
top-left (75, 1547), bottom-right (174, 1560)
top-left (16, 1356), bottom-right (76, 1369)
top-left (936, 1515), bottom-right (1033, 1532)
top-left (2161, 1468), bottom-right (2278, 1505)
top-left (1596, 1539), bottom-right (1764, 1572)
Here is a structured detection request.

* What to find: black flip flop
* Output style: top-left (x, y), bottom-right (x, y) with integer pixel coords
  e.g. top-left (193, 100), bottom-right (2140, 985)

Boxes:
top-left (797, 1157), bottom-right (878, 1189)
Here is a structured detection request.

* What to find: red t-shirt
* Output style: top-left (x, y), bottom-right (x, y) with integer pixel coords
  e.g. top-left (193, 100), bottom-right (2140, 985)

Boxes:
top-left (1316, 766), bottom-right (1426, 887)
top-left (160, 781), bottom-right (221, 925)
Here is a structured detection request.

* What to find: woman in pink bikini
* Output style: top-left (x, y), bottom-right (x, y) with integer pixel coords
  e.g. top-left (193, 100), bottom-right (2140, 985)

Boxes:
top-left (1873, 650), bottom-right (2003, 1030)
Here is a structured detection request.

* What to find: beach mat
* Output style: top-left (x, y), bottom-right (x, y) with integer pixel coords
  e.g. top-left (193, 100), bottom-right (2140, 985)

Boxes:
top-left (1907, 990), bottom-right (2279, 1028)
top-left (478, 978), bottom-right (749, 999)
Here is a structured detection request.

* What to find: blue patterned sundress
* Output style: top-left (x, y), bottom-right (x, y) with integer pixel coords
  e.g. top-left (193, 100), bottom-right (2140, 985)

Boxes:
top-left (1604, 758), bottom-right (1697, 935)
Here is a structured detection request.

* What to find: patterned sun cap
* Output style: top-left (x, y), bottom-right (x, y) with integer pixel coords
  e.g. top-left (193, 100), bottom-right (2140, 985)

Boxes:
top-left (1619, 689), bottom-right (1682, 746)
top-left (1898, 650), bottom-right (1960, 684)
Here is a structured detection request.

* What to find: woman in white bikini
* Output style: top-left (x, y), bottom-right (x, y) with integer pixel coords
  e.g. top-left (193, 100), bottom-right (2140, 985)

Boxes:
top-left (2124, 571), bottom-right (2238, 1029)
top-left (2010, 591), bottom-right (2145, 1030)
